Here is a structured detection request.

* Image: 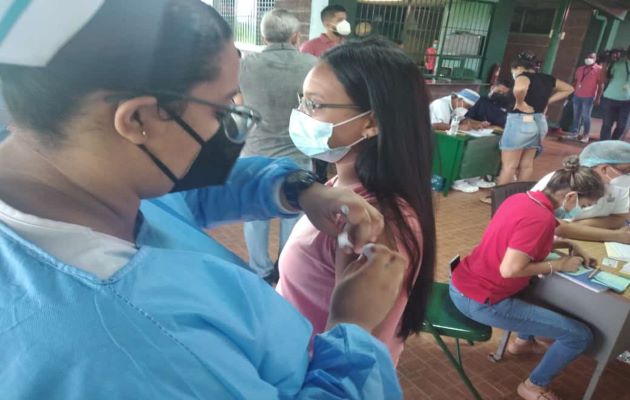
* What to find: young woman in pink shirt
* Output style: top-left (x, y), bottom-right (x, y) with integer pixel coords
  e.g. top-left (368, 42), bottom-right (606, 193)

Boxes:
top-left (277, 38), bottom-right (436, 365)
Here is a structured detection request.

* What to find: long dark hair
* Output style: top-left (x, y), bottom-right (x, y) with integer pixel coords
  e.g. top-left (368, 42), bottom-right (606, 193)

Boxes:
top-left (0, 0), bottom-right (232, 136)
top-left (322, 37), bottom-right (436, 339)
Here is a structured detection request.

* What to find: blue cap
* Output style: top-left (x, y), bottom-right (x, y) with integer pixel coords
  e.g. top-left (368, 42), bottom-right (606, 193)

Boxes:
top-left (579, 141), bottom-right (630, 167)
top-left (453, 89), bottom-right (480, 106)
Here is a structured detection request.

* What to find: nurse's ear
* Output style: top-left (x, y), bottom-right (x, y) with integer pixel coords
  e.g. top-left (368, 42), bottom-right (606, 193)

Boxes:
top-left (361, 112), bottom-right (379, 139)
top-left (113, 96), bottom-right (158, 145)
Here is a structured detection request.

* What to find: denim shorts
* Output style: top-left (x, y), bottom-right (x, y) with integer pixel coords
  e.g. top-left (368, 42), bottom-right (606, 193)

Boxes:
top-left (500, 113), bottom-right (548, 155)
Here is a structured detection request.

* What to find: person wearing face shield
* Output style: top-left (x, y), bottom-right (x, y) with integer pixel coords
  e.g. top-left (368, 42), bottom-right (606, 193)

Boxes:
top-left (299, 5), bottom-right (350, 58)
top-left (0, 1), bottom-right (406, 399)
top-left (429, 89), bottom-right (483, 193)
top-left (429, 88), bottom-right (480, 132)
top-left (532, 141), bottom-right (630, 244)
top-left (451, 155), bottom-right (602, 400)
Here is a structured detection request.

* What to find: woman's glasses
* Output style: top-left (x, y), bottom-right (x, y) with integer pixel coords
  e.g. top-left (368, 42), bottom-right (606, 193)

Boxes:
top-left (107, 91), bottom-right (262, 144)
top-left (297, 93), bottom-right (361, 116)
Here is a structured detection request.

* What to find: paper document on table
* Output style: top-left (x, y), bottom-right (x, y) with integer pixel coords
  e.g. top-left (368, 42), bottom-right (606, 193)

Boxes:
top-left (622, 263), bottom-right (630, 274)
top-left (462, 128), bottom-right (494, 137)
top-left (605, 242), bottom-right (630, 261)
top-left (593, 271), bottom-right (630, 293)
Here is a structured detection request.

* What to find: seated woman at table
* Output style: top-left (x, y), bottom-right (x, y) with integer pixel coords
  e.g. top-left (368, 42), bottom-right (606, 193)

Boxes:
top-left (277, 38), bottom-right (436, 366)
top-left (449, 155), bottom-right (604, 400)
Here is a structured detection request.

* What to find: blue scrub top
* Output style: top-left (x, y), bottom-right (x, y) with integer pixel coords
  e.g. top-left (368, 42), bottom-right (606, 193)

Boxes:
top-left (0, 157), bottom-right (401, 399)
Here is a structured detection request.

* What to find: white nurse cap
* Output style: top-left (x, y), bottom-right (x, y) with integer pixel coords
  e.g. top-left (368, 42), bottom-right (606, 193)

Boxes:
top-left (0, 0), bottom-right (105, 67)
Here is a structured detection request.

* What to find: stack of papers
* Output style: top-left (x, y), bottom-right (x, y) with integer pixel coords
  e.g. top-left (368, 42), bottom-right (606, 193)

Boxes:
top-left (592, 271), bottom-right (630, 293)
top-left (605, 242), bottom-right (630, 260)
top-left (557, 266), bottom-right (608, 293)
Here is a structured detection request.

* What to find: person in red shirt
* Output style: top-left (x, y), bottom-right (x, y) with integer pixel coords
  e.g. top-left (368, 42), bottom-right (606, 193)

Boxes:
top-left (450, 156), bottom-right (604, 400)
top-left (570, 52), bottom-right (603, 143)
top-left (300, 5), bottom-right (349, 58)
top-left (424, 39), bottom-right (438, 74)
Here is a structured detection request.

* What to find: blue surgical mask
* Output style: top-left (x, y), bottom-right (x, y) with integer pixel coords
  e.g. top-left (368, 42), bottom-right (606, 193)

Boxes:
top-left (289, 109), bottom-right (371, 163)
top-left (555, 193), bottom-right (597, 219)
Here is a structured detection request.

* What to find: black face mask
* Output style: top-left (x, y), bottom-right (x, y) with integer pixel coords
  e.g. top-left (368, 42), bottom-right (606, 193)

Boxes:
top-left (138, 113), bottom-right (243, 193)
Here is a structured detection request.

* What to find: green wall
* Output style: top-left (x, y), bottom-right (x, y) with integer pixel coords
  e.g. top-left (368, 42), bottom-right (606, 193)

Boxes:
top-left (479, 0), bottom-right (514, 84)
top-left (612, 17), bottom-right (630, 49)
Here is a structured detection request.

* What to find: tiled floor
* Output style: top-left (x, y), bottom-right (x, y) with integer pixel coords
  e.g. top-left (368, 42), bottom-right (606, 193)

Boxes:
top-left (208, 120), bottom-right (630, 399)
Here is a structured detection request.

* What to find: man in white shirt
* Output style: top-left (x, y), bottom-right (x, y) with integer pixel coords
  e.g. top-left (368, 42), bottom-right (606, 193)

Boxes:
top-left (532, 141), bottom-right (630, 243)
top-left (430, 88), bottom-right (479, 131)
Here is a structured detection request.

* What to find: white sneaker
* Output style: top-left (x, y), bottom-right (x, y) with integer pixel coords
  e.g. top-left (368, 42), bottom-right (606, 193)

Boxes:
top-left (452, 179), bottom-right (479, 193)
top-left (580, 136), bottom-right (589, 144)
top-left (476, 180), bottom-right (496, 188)
top-left (467, 176), bottom-right (496, 189)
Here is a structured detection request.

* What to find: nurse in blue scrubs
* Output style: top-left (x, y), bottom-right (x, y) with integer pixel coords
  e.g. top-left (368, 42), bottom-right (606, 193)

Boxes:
top-left (0, 1), bottom-right (407, 398)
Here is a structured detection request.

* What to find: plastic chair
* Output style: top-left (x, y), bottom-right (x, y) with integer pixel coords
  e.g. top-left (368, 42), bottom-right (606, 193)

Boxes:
top-left (487, 181), bottom-right (535, 362)
top-left (422, 257), bottom-right (492, 400)
top-left (490, 181), bottom-right (537, 216)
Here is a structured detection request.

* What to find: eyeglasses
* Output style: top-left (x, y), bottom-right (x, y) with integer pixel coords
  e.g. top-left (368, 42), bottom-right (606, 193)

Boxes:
top-left (297, 93), bottom-right (362, 116)
top-left (107, 91), bottom-right (262, 144)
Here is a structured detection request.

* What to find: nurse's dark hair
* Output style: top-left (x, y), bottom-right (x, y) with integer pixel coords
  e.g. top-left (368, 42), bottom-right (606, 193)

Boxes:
top-left (545, 156), bottom-right (605, 199)
top-left (0, 0), bottom-right (232, 137)
top-left (321, 38), bottom-right (436, 339)
top-left (511, 52), bottom-right (537, 70)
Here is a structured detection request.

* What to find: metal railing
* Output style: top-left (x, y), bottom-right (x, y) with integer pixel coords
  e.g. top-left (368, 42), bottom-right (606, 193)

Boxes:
top-left (212, 0), bottom-right (276, 45)
top-left (356, 0), bottom-right (495, 80)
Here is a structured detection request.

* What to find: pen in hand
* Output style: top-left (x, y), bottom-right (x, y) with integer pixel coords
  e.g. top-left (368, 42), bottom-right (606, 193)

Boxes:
top-left (588, 265), bottom-right (601, 280)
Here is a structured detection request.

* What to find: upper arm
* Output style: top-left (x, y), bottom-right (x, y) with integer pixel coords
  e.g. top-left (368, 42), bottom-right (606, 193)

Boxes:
top-left (499, 248), bottom-right (532, 278)
top-left (334, 226), bottom-right (398, 282)
top-left (430, 102), bottom-right (450, 124)
top-left (508, 218), bottom-right (554, 259)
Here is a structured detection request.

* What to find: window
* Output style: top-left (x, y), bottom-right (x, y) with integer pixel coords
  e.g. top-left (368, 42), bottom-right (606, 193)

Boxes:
top-left (356, 0), bottom-right (494, 80)
top-left (510, 7), bottom-right (556, 35)
top-left (211, 0), bottom-right (276, 45)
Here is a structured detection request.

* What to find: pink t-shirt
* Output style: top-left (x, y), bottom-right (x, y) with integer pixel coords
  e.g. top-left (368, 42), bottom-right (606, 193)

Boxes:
top-left (276, 178), bottom-right (422, 365)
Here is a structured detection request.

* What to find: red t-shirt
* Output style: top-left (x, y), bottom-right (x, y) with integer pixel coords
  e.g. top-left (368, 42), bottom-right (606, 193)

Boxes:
top-left (451, 191), bottom-right (558, 304)
top-left (299, 34), bottom-right (338, 57)
top-left (573, 64), bottom-right (602, 98)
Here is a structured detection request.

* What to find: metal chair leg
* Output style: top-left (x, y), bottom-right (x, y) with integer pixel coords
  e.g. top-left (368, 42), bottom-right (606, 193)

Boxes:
top-left (426, 324), bottom-right (483, 400)
top-left (455, 338), bottom-right (462, 366)
top-left (489, 330), bottom-right (511, 362)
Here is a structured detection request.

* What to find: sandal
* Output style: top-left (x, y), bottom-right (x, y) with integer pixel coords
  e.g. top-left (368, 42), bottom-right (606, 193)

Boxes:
top-left (517, 381), bottom-right (562, 400)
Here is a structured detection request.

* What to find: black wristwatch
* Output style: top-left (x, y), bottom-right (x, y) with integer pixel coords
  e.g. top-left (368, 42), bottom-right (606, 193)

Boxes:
top-left (282, 170), bottom-right (319, 210)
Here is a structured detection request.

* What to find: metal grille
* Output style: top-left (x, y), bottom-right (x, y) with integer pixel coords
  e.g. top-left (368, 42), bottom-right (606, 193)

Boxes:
top-left (212, 0), bottom-right (275, 45)
top-left (356, 0), bottom-right (495, 79)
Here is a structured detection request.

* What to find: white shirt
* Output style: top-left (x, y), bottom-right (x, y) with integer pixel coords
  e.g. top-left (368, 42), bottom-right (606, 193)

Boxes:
top-left (429, 95), bottom-right (453, 125)
top-left (0, 198), bottom-right (136, 279)
top-left (532, 172), bottom-right (630, 220)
